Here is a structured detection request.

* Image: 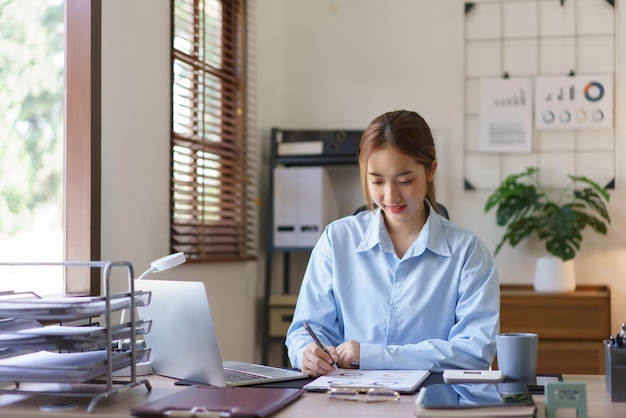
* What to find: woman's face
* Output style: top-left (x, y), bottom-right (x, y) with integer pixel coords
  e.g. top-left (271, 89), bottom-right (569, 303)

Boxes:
top-left (366, 144), bottom-right (436, 226)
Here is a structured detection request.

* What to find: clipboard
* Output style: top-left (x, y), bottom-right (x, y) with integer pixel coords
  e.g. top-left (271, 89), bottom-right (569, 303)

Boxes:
top-left (131, 385), bottom-right (304, 417)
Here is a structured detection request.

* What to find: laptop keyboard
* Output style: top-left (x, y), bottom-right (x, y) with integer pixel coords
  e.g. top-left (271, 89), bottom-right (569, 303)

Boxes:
top-left (224, 368), bottom-right (270, 383)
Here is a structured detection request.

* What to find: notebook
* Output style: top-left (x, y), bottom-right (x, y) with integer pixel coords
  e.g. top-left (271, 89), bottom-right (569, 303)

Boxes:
top-left (134, 279), bottom-right (308, 386)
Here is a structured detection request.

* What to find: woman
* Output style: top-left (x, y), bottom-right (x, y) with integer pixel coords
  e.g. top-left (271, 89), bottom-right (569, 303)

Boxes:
top-left (285, 110), bottom-right (499, 377)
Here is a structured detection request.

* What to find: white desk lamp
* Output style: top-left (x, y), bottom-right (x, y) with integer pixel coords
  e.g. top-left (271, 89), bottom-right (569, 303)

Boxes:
top-left (120, 252), bottom-right (186, 324)
top-left (136, 252), bottom-right (187, 280)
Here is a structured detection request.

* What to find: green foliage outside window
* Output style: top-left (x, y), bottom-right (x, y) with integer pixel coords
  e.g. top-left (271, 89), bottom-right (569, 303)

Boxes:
top-left (0, 0), bottom-right (64, 234)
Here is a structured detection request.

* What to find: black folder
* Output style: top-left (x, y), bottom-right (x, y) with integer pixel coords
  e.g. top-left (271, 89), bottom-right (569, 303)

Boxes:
top-left (131, 385), bottom-right (304, 417)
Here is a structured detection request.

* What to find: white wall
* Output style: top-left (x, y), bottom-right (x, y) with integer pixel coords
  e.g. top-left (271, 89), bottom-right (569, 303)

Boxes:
top-left (99, 0), bottom-right (626, 365)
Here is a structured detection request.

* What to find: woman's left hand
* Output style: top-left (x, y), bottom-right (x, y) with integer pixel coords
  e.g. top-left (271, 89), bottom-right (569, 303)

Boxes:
top-left (336, 339), bottom-right (360, 369)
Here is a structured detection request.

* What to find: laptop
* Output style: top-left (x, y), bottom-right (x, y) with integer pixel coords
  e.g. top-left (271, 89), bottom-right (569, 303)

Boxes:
top-left (134, 279), bottom-right (308, 386)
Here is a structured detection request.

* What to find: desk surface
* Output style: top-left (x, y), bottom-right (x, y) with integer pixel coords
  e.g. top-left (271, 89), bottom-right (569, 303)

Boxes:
top-left (0, 374), bottom-right (621, 417)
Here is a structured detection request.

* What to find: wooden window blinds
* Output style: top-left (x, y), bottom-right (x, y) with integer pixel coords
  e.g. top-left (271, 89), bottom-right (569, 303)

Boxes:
top-left (171, 0), bottom-right (256, 261)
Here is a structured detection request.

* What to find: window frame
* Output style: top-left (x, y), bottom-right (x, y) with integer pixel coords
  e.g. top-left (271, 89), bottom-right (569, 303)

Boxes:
top-left (170, 0), bottom-right (256, 262)
top-left (65, 0), bottom-right (101, 295)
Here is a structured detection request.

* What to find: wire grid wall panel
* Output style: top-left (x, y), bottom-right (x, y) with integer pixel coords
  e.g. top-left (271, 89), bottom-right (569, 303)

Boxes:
top-left (463, 0), bottom-right (616, 191)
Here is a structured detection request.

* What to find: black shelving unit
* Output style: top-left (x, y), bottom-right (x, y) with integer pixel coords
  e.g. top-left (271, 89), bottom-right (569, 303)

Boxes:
top-left (261, 128), bottom-right (361, 365)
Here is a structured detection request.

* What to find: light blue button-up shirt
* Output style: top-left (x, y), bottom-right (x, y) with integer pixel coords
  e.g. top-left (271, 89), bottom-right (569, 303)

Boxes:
top-left (285, 204), bottom-right (500, 371)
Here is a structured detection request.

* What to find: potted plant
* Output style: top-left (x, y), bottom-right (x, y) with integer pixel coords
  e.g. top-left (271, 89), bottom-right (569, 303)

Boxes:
top-left (484, 167), bottom-right (611, 292)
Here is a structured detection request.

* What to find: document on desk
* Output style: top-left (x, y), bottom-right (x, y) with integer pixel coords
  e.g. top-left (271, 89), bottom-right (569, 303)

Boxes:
top-left (304, 369), bottom-right (430, 394)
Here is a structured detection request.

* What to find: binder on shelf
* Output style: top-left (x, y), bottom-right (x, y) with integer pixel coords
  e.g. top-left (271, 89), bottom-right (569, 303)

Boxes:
top-left (277, 141), bottom-right (324, 156)
top-left (273, 166), bottom-right (299, 247)
top-left (273, 128), bottom-right (361, 157)
top-left (273, 166), bottom-right (338, 248)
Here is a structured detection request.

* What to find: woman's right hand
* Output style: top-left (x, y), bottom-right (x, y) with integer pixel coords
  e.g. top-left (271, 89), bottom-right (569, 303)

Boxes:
top-left (300, 342), bottom-right (337, 377)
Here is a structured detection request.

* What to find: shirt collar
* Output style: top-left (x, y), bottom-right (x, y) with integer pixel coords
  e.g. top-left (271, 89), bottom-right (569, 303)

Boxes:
top-left (356, 200), bottom-right (453, 258)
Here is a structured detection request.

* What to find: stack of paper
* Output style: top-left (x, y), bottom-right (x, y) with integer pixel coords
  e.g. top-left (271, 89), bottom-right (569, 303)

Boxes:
top-left (0, 320), bottom-right (151, 351)
top-left (0, 348), bottom-right (150, 383)
top-left (0, 291), bottom-right (151, 320)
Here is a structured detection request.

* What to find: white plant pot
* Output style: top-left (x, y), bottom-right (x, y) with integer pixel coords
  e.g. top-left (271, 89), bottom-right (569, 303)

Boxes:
top-left (533, 256), bottom-right (576, 293)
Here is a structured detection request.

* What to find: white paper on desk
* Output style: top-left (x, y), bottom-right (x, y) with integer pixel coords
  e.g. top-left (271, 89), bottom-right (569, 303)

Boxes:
top-left (304, 369), bottom-right (430, 394)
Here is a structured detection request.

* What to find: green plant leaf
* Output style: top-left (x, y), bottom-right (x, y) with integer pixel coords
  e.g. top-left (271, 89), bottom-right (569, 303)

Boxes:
top-left (545, 237), bottom-right (578, 261)
top-left (485, 167), bottom-right (611, 261)
top-left (568, 174), bottom-right (610, 202)
top-left (537, 207), bottom-right (581, 260)
top-left (494, 216), bottom-right (541, 255)
top-left (574, 211), bottom-right (608, 235)
top-left (484, 168), bottom-right (538, 212)
top-left (572, 188), bottom-right (611, 223)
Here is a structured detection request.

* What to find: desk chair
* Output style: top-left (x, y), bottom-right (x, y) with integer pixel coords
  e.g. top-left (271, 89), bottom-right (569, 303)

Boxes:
top-left (352, 202), bottom-right (450, 220)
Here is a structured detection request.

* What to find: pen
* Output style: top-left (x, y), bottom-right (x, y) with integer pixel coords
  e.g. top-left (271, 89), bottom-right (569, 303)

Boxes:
top-left (303, 321), bottom-right (338, 369)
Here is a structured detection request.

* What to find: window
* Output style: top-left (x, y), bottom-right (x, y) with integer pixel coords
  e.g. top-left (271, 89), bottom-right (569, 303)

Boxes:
top-left (0, 0), bottom-right (65, 295)
top-left (0, 0), bottom-right (99, 296)
top-left (171, 0), bottom-right (256, 262)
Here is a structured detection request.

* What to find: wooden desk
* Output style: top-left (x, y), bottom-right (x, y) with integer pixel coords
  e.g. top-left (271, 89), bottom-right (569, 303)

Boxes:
top-left (275, 375), bottom-right (622, 418)
top-left (0, 374), bottom-right (622, 417)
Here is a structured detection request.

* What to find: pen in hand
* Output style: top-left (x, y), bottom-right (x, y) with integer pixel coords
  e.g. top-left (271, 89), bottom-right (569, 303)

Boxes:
top-left (303, 321), bottom-right (338, 369)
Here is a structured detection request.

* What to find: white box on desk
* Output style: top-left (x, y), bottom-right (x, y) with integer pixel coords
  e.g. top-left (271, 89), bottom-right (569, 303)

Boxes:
top-left (273, 166), bottom-right (338, 247)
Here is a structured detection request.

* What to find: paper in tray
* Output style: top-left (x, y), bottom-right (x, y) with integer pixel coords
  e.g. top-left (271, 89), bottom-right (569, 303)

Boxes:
top-left (0, 320), bottom-right (152, 351)
top-left (0, 348), bottom-right (151, 383)
top-left (0, 291), bottom-right (151, 320)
